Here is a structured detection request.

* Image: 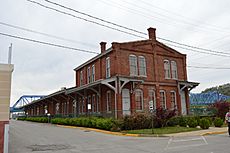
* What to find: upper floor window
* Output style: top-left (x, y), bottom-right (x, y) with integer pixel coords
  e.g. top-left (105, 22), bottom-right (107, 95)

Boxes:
top-left (138, 56), bottom-right (147, 76)
top-left (106, 90), bottom-right (112, 112)
top-left (92, 64), bottom-right (95, 82)
top-left (80, 70), bottom-right (83, 86)
top-left (148, 89), bottom-right (156, 110)
top-left (160, 90), bottom-right (166, 109)
top-left (164, 60), bottom-right (171, 79)
top-left (87, 67), bottom-right (91, 84)
top-left (170, 91), bottom-right (177, 110)
top-left (106, 57), bottom-right (110, 78)
top-left (135, 89), bottom-right (143, 111)
top-left (171, 61), bottom-right (178, 79)
top-left (129, 55), bottom-right (138, 76)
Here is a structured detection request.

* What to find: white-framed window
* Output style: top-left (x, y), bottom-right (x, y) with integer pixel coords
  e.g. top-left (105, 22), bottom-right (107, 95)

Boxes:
top-left (88, 95), bottom-right (91, 111)
top-left (106, 90), bottom-right (112, 112)
top-left (148, 89), bottom-right (156, 110)
top-left (80, 70), bottom-right (83, 86)
top-left (129, 55), bottom-right (138, 76)
top-left (87, 67), bottom-right (91, 84)
top-left (164, 60), bottom-right (171, 79)
top-left (170, 91), bottom-right (177, 110)
top-left (135, 89), bottom-right (143, 111)
top-left (138, 56), bottom-right (147, 76)
top-left (171, 61), bottom-right (178, 79)
top-left (55, 103), bottom-right (59, 114)
top-left (79, 98), bottom-right (82, 114)
top-left (37, 107), bottom-right (39, 115)
top-left (92, 94), bottom-right (96, 112)
top-left (106, 57), bottom-right (110, 78)
top-left (92, 64), bottom-right (95, 82)
top-left (160, 90), bottom-right (166, 109)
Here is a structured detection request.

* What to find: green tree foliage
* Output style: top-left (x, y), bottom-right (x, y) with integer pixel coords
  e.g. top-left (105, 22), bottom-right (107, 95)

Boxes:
top-left (202, 83), bottom-right (230, 96)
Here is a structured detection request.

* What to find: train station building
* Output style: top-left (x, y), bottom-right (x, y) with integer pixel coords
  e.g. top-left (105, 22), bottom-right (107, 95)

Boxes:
top-left (23, 27), bottom-right (199, 119)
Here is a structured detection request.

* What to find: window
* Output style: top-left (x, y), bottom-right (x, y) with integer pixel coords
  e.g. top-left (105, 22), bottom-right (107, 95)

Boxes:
top-left (80, 70), bottom-right (83, 86)
top-left (171, 61), bottom-right (178, 79)
top-left (170, 91), bottom-right (177, 110)
top-left (148, 89), bottom-right (156, 110)
top-left (37, 107), bottom-right (39, 115)
top-left (55, 103), bottom-right (59, 114)
top-left (106, 57), bottom-right (110, 78)
top-left (79, 98), bottom-right (82, 114)
top-left (87, 67), bottom-right (91, 84)
top-left (106, 91), bottom-right (112, 112)
top-left (138, 56), bottom-right (147, 76)
top-left (88, 95), bottom-right (91, 111)
top-left (92, 94), bottom-right (96, 112)
top-left (164, 60), bottom-right (171, 79)
top-left (135, 89), bottom-right (143, 110)
top-left (129, 55), bottom-right (138, 76)
top-left (92, 64), bottom-right (95, 82)
top-left (160, 90), bottom-right (166, 109)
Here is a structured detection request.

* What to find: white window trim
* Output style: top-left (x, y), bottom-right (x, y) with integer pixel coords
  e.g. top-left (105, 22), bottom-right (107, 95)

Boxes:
top-left (135, 89), bottom-right (144, 111)
top-left (106, 90), bottom-right (112, 112)
top-left (106, 57), bottom-right (110, 78)
top-left (149, 89), bottom-right (156, 110)
top-left (171, 61), bottom-right (178, 80)
top-left (170, 90), bottom-right (177, 110)
top-left (92, 64), bottom-right (95, 82)
top-left (160, 90), bottom-right (167, 109)
top-left (164, 60), bottom-right (171, 79)
top-left (129, 54), bottom-right (138, 76)
top-left (138, 56), bottom-right (147, 77)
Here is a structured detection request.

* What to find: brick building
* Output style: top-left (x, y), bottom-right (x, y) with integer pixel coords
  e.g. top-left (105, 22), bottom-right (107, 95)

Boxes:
top-left (24, 27), bottom-right (199, 119)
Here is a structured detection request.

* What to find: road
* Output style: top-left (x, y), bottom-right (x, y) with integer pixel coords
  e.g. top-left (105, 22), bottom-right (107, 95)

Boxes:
top-left (9, 120), bottom-right (230, 153)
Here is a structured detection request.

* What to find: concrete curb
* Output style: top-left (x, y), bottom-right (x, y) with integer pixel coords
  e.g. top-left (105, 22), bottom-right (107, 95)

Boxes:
top-left (56, 125), bottom-right (228, 137)
top-left (201, 131), bottom-right (227, 136)
top-left (56, 125), bottom-right (140, 137)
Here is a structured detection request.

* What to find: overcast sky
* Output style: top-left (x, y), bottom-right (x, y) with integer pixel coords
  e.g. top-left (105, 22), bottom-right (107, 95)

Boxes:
top-left (0, 0), bottom-right (229, 106)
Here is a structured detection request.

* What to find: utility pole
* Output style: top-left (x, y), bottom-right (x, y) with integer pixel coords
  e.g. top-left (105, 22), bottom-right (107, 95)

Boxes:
top-left (8, 43), bottom-right (12, 64)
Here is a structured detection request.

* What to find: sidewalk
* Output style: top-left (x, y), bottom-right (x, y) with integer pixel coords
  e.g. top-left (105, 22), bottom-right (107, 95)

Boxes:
top-left (164, 127), bottom-right (228, 137)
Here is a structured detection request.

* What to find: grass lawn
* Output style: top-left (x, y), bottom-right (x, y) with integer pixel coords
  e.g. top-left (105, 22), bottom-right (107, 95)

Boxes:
top-left (123, 126), bottom-right (201, 135)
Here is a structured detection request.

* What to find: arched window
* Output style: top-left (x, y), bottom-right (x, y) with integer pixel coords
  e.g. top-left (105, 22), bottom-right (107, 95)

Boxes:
top-left (170, 91), bottom-right (177, 110)
top-left (171, 61), bottom-right (178, 79)
top-left (92, 64), bottom-right (95, 82)
top-left (148, 89), bottom-right (156, 110)
top-left (164, 60), bottom-right (171, 79)
top-left (138, 56), bottom-right (147, 76)
top-left (106, 90), bottom-right (112, 112)
top-left (129, 55), bottom-right (138, 76)
top-left (87, 67), bottom-right (91, 84)
top-left (80, 70), bottom-right (83, 86)
top-left (135, 89), bottom-right (143, 110)
top-left (160, 90), bottom-right (166, 109)
top-left (106, 57), bottom-right (110, 78)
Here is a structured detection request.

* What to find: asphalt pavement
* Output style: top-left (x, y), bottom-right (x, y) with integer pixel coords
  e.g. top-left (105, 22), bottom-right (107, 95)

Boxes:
top-left (9, 120), bottom-right (230, 153)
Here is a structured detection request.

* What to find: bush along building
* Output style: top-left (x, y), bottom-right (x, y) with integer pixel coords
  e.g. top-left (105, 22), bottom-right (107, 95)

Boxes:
top-left (24, 27), bottom-right (199, 119)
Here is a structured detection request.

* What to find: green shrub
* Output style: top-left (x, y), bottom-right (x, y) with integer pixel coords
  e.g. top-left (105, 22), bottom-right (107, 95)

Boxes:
top-left (178, 117), bottom-right (187, 127)
top-left (187, 117), bottom-right (198, 128)
top-left (213, 117), bottom-right (224, 127)
top-left (121, 113), bottom-right (152, 130)
top-left (167, 116), bottom-right (180, 126)
top-left (199, 118), bottom-right (210, 129)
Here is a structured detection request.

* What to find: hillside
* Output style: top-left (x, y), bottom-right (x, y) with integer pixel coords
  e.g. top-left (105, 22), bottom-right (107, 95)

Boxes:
top-left (202, 83), bottom-right (230, 96)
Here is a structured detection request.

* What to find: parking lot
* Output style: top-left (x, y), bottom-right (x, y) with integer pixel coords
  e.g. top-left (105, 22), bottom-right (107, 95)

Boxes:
top-left (9, 120), bottom-right (230, 153)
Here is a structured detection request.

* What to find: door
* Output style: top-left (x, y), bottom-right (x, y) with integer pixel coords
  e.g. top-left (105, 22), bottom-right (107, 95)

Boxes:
top-left (180, 91), bottom-right (187, 115)
top-left (122, 89), bottom-right (131, 116)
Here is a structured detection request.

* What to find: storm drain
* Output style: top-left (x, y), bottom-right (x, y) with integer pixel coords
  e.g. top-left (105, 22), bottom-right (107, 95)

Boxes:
top-left (27, 144), bottom-right (70, 152)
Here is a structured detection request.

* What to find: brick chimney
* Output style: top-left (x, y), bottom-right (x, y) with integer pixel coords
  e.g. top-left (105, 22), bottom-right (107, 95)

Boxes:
top-left (100, 42), bottom-right (107, 53)
top-left (147, 27), bottom-right (156, 40)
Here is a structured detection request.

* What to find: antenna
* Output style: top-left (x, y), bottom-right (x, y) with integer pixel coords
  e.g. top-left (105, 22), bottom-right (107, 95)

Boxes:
top-left (8, 43), bottom-right (12, 64)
